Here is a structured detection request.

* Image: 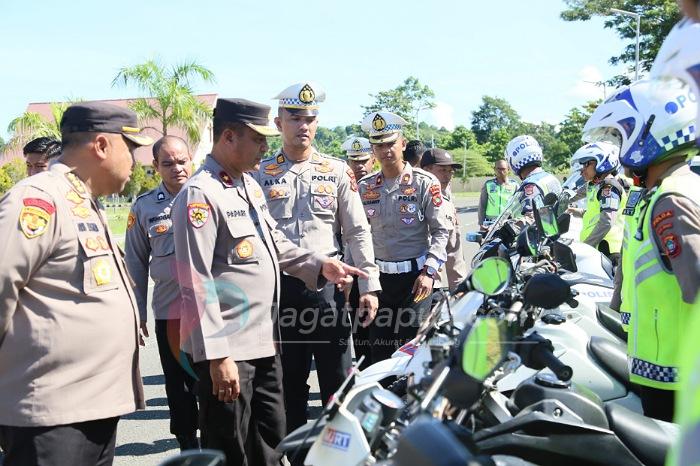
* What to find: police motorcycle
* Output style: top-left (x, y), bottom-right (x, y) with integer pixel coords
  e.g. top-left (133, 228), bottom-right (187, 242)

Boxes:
top-left (357, 189), bottom-right (636, 408)
top-left (276, 258), bottom-right (560, 465)
top-left (471, 191), bottom-right (639, 410)
top-left (388, 272), bottom-right (677, 466)
top-left (279, 259), bottom-right (675, 466)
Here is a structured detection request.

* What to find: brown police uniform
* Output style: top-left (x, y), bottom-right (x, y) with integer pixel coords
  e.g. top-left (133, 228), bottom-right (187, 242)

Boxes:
top-left (436, 190), bottom-right (467, 292)
top-left (173, 150), bottom-right (329, 465)
top-left (124, 183), bottom-right (198, 445)
top-left (358, 162), bottom-right (450, 362)
top-left (0, 102), bottom-right (148, 466)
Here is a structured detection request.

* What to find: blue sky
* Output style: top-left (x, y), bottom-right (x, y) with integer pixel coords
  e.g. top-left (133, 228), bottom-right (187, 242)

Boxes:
top-left (0, 0), bottom-right (629, 139)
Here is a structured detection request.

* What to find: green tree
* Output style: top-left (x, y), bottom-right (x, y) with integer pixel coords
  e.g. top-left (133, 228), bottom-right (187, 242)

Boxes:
top-left (5, 102), bottom-right (68, 152)
top-left (0, 166), bottom-right (13, 194)
top-left (140, 170), bottom-right (162, 194)
top-left (121, 162), bottom-right (147, 199)
top-left (471, 96), bottom-right (522, 145)
top-left (481, 127), bottom-right (513, 163)
top-left (0, 158), bottom-right (27, 193)
top-left (314, 127), bottom-right (345, 157)
top-left (113, 60), bottom-right (215, 145)
top-left (362, 77), bottom-right (436, 139)
top-left (561, 0), bottom-right (681, 85)
top-left (450, 147), bottom-right (493, 178)
top-left (446, 125), bottom-right (477, 151)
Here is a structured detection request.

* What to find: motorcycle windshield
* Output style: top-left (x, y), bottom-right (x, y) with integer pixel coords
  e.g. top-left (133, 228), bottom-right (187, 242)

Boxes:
top-left (482, 191), bottom-right (527, 243)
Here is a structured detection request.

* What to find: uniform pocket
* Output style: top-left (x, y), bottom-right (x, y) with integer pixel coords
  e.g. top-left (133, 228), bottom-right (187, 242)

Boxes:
top-left (150, 231), bottom-right (174, 257)
top-left (310, 181), bottom-right (337, 216)
top-left (225, 222), bottom-right (260, 265)
top-left (265, 187), bottom-right (293, 220)
top-left (82, 253), bottom-right (120, 294)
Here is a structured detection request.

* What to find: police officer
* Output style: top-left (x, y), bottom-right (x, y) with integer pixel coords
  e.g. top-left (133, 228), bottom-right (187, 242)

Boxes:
top-left (173, 98), bottom-right (366, 466)
top-left (582, 78), bottom-right (700, 422)
top-left (568, 141), bottom-right (627, 264)
top-left (0, 102), bottom-right (149, 465)
top-left (255, 83), bottom-right (380, 433)
top-left (22, 137), bottom-right (62, 176)
top-left (505, 135), bottom-right (562, 210)
top-left (343, 136), bottom-right (375, 181)
top-left (477, 158), bottom-right (518, 228)
top-left (420, 148), bottom-right (468, 292)
top-left (124, 135), bottom-right (199, 450)
top-left (340, 136), bottom-right (375, 370)
top-left (358, 111), bottom-right (449, 363)
top-left (647, 13), bottom-right (700, 464)
top-left (403, 139), bottom-right (425, 166)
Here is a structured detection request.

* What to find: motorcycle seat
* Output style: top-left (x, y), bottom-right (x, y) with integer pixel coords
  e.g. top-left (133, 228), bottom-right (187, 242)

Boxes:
top-left (560, 271), bottom-right (614, 289)
top-left (596, 304), bottom-right (628, 342)
top-left (605, 403), bottom-right (676, 466)
top-left (588, 336), bottom-right (630, 387)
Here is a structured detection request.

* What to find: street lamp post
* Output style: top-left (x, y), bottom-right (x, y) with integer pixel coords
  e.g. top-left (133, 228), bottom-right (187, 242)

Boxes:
top-left (610, 8), bottom-right (641, 81)
top-left (583, 80), bottom-right (608, 99)
top-left (414, 105), bottom-right (429, 141)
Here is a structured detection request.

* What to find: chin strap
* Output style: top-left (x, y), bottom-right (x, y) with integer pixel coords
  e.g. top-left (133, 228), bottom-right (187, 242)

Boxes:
top-left (632, 168), bottom-right (648, 188)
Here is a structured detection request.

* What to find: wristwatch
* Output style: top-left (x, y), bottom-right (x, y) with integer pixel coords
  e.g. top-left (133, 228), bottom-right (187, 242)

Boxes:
top-left (422, 265), bottom-right (437, 278)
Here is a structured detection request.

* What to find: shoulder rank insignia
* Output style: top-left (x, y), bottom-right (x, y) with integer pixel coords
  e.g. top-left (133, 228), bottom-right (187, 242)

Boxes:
top-left (276, 154), bottom-right (285, 165)
top-left (65, 172), bottom-right (86, 195)
top-left (219, 171), bottom-right (234, 187)
top-left (19, 198), bottom-right (55, 239)
top-left (401, 173), bottom-right (411, 185)
top-left (362, 190), bottom-right (380, 201)
top-left (66, 190), bottom-right (83, 205)
top-left (72, 206), bottom-right (91, 219)
top-left (157, 191), bottom-right (166, 201)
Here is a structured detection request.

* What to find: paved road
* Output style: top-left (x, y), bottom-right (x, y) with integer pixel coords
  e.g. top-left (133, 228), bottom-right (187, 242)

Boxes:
top-left (0, 198), bottom-right (479, 466)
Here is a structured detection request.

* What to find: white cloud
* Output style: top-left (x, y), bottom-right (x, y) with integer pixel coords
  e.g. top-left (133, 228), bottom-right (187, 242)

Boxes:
top-left (424, 101), bottom-right (456, 131)
top-left (568, 65), bottom-right (607, 100)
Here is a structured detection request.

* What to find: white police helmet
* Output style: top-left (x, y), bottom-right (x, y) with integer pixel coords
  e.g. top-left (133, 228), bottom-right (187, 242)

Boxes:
top-left (504, 135), bottom-right (543, 175)
top-left (571, 141), bottom-right (620, 175)
top-left (582, 78), bottom-right (697, 170)
top-left (650, 18), bottom-right (700, 130)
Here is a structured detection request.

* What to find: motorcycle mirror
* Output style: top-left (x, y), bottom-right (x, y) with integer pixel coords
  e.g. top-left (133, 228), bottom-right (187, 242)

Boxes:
top-left (543, 192), bottom-right (558, 207)
top-left (556, 213), bottom-right (571, 235)
top-left (460, 317), bottom-right (508, 381)
top-left (516, 227), bottom-right (539, 257)
top-left (158, 450), bottom-right (225, 466)
top-left (442, 317), bottom-right (509, 408)
top-left (523, 273), bottom-right (573, 309)
top-left (469, 257), bottom-right (512, 296)
top-left (534, 196), bottom-right (559, 239)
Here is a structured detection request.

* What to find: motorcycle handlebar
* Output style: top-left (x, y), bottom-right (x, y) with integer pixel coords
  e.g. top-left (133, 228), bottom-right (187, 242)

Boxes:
top-left (517, 332), bottom-right (573, 382)
top-left (531, 342), bottom-right (573, 382)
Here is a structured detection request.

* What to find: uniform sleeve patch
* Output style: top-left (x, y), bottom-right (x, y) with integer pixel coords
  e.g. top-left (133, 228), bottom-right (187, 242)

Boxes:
top-left (663, 234), bottom-right (681, 258)
top-left (23, 198), bottom-right (55, 215)
top-left (652, 210), bottom-right (674, 229)
top-left (127, 212), bottom-right (136, 230)
top-left (187, 202), bottom-right (211, 228)
top-left (655, 222), bottom-right (673, 235)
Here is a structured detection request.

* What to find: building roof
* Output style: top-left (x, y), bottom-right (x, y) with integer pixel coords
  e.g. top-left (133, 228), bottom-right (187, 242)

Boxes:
top-left (1, 94), bottom-right (217, 166)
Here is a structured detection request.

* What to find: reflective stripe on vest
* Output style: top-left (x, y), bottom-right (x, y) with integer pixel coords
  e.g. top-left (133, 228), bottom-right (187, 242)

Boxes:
top-left (580, 181), bottom-right (627, 252)
top-left (520, 170), bottom-right (562, 198)
top-left (623, 177), bottom-right (700, 390)
top-left (484, 179), bottom-right (518, 219)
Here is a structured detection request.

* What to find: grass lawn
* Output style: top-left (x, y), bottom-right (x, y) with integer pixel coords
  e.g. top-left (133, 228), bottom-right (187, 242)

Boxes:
top-left (105, 205), bottom-right (131, 238)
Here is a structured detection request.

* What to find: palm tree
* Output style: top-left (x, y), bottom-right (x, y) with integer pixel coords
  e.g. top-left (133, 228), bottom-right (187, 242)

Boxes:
top-left (4, 102), bottom-right (68, 152)
top-left (113, 60), bottom-right (215, 145)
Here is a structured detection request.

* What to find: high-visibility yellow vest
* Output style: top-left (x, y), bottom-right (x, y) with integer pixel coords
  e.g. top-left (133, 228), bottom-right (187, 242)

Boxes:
top-left (623, 176), bottom-right (700, 390)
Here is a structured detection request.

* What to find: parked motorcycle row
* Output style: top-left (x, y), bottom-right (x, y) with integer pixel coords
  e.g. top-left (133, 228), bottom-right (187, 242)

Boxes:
top-left (272, 187), bottom-right (678, 466)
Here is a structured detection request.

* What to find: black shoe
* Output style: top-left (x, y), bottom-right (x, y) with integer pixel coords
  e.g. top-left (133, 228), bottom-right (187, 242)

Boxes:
top-left (176, 433), bottom-right (199, 451)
